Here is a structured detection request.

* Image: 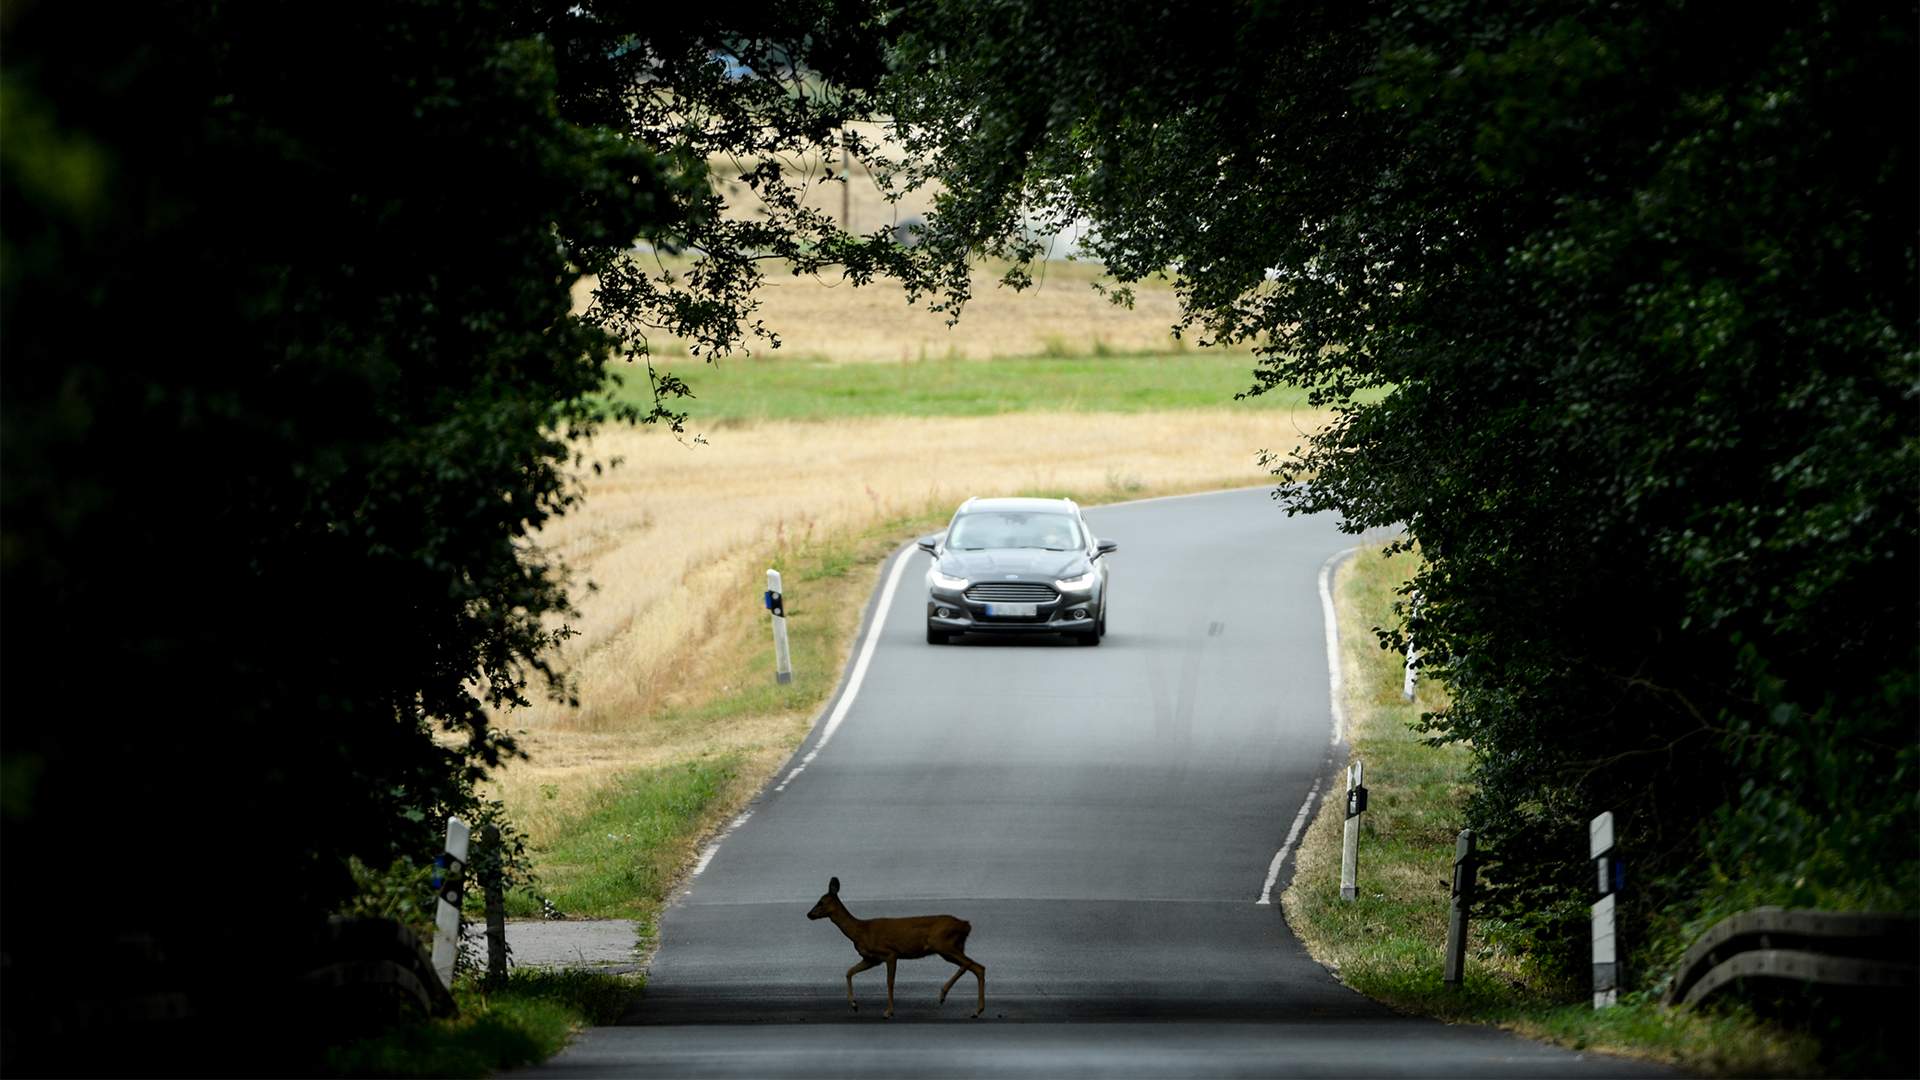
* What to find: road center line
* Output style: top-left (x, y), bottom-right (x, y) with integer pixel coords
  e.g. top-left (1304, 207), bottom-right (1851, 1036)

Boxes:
top-left (772, 543), bottom-right (914, 793)
top-left (1257, 777), bottom-right (1324, 905)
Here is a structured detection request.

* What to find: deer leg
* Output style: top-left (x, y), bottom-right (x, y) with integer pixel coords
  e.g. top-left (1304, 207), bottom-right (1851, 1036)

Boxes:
top-left (939, 963), bottom-right (965, 1004)
top-left (937, 953), bottom-right (971, 1003)
top-left (883, 956), bottom-right (897, 1019)
top-left (936, 950), bottom-right (986, 1016)
top-left (845, 957), bottom-right (880, 1011)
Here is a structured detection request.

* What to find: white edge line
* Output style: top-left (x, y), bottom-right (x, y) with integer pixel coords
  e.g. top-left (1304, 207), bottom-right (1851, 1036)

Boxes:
top-left (1257, 776), bottom-right (1324, 905)
top-left (1254, 543), bottom-right (1359, 904)
top-left (699, 545), bottom-right (912, 883)
top-left (1318, 546), bottom-right (1360, 746)
top-left (771, 544), bottom-right (914, 793)
top-left (690, 810), bottom-right (754, 878)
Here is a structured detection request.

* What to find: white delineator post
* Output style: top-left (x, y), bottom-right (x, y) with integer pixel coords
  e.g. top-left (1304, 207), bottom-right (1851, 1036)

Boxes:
top-left (1401, 591), bottom-right (1420, 702)
top-left (431, 816), bottom-right (471, 991)
top-left (1340, 760), bottom-right (1367, 901)
top-left (1590, 810), bottom-right (1620, 1008)
top-left (767, 568), bottom-right (792, 685)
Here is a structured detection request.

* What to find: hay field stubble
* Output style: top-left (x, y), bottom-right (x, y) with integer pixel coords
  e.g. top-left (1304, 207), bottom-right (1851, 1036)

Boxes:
top-left (578, 259), bottom-right (1197, 363)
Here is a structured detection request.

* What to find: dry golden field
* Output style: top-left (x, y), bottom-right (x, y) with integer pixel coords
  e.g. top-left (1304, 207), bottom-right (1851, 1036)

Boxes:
top-left (487, 409), bottom-right (1322, 847)
top-left (577, 259), bottom-right (1193, 363)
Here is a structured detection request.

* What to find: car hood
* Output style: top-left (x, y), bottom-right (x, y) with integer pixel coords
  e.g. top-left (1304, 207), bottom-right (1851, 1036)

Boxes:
top-left (941, 549), bottom-right (1087, 579)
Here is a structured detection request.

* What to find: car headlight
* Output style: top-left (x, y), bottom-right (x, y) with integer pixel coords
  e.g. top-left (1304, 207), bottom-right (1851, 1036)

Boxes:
top-left (1054, 570), bottom-right (1098, 591)
top-left (928, 569), bottom-right (970, 591)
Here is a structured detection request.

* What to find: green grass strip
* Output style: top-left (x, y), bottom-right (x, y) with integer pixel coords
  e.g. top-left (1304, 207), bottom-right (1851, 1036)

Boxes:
top-left (606, 352), bottom-right (1354, 421)
top-left (508, 756), bottom-right (739, 924)
top-left (322, 970), bottom-right (640, 1078)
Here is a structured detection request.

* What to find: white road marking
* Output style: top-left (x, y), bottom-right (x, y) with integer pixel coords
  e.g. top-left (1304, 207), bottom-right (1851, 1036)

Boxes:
top-left (772, 544), bottom-right (914, 793)
top-left (1318, 546), bottom-right (1359, 745)
top-left (1254, 544), bottom-right (1359, 904)
top-left (690, 810), bottom-right (753, 878)
top-left (1257, 777), bottom-right (1324, 905)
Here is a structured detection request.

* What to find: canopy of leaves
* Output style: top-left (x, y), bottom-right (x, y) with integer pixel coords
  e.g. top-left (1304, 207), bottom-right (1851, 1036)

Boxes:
top-left (532, 0), bottom-right (928, 425)
top-left (880, 0), bottom-right (1917, 977)
top-left (0, 0), bottom-right (898, 1065)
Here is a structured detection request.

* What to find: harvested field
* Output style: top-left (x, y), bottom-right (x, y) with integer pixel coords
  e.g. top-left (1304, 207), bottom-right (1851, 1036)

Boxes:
top-left (576, 260), bottom-right (1196, 364)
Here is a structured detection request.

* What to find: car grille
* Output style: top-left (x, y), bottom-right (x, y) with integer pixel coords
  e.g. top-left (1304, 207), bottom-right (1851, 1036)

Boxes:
top-left (964, 582), bottom-right (1059, 603)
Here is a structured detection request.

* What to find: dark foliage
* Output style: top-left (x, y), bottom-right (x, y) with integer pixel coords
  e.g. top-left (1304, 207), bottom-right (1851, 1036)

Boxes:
top-left (0, 0), bottom-right (898, 1069)
top-left (880, 0), bottom-right (1918, 982)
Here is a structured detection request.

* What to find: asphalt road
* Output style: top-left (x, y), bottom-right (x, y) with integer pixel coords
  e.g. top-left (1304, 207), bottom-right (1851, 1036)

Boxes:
top-left (512, 488), bottom-right (1672, 1078)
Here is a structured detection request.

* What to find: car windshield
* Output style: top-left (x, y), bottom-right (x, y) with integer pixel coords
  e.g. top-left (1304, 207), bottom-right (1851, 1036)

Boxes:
top-left (948, 512), bottom-right (1081, 551)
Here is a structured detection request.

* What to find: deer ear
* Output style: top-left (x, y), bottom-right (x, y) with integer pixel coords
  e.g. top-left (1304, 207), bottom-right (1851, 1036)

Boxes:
top-left (828, 876), bottom-right (840, 895)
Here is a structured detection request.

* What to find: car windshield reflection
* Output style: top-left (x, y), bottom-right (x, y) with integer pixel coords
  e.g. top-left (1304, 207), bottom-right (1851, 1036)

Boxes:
top-left (946, 512), bottom-right (1081, 551)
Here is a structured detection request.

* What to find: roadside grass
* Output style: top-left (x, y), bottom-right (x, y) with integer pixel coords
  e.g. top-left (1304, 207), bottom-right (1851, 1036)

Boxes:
top-left (604, 351), bottom-right (1344, 421)
top-left (513, 755), bottom-right (740, 922)
top-left (1282, 544), bottom-right (1821, 1077)
top-left (323, 969), bottom-right (640, 1078)
top-left (500, 512), bottom-right (938, 928)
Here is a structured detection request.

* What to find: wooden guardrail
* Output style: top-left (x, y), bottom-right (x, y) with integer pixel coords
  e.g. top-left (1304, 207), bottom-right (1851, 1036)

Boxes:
top-left (1664, 906), bottom-right (1918, 1007)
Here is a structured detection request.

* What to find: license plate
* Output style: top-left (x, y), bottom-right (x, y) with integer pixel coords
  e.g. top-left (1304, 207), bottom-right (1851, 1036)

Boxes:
top-left (983, 602), bottom-right (1037, 618)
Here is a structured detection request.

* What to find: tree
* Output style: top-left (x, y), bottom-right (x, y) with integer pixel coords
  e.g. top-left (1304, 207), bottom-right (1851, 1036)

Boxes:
top-left (879, 0), bottom-right (1917, 975)
top-left (0, 0), bottom-right (897, 1065)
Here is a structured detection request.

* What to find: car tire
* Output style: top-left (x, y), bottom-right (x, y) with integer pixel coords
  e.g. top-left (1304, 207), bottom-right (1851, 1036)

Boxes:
top-left (926, 622), bottom-right (949, 645)
top-left (1098, 609), bottom-right (1107, 639)
top-left (1077, 627), bottom-right (1100, 647)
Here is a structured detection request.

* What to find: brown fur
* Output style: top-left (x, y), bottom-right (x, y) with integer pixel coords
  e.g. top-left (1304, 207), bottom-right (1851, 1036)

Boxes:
top-left (807, 876), bottom-right (987, 1018)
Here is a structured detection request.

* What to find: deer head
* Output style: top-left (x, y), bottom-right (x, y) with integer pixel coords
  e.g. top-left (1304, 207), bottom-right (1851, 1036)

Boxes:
top-left (807, 876), bottom-right (841, 920)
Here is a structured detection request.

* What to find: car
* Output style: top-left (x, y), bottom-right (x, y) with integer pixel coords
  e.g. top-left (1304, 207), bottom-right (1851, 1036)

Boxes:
top-left (918, 497), bottom-right (1117, 646)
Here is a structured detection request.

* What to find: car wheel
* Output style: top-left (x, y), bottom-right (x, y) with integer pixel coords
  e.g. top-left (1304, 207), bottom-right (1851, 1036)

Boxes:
top-left (1077, 627), bottom-right (1100, 647)
top-left (926, 621), bottom-right (949, 645)
top-left (1098, 609), bottom-right (1107, 639)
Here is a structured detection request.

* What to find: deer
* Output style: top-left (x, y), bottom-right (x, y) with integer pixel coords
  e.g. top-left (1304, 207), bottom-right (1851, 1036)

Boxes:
top-left (806, 876), bottom-right (986, 1019)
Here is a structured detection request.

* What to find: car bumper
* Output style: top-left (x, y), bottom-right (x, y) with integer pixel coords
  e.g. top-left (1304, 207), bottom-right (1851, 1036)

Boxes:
top-left (926, 585), bottom-right (1098, 635)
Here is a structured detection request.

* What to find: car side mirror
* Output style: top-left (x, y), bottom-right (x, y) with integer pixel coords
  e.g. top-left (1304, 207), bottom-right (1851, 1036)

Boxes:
top-left (1095, 539), bottom-right (1118, 557)
top-left (917, 533), bottom-right (943, 555)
